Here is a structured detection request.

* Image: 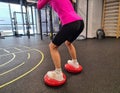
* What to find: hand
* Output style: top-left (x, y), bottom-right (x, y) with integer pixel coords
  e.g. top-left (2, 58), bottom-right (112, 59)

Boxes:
top-left (72, 0), bottom-right (76, 3)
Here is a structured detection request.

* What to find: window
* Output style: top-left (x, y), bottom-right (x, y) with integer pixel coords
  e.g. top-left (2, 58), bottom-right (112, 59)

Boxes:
top-left (0, 2), bottom-right (12, 36)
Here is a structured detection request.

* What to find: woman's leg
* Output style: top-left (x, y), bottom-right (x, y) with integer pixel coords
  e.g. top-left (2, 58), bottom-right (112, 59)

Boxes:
top-left (65, 41), bottom-right (77, 60)
top-left (65, 40), bottom-right (79, 68)
top-left (47, 42), bottom-right (64, 81)
top-left (49, 42), bottom-right (61, 69)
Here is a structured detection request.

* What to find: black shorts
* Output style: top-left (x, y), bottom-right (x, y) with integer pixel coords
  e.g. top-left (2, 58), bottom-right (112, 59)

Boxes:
top-left (52, 20), bottom-right (84, 46)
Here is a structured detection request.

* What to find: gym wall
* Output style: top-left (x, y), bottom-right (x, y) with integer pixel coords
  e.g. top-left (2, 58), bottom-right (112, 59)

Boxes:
top-left (77, 0), bottom-right (103, 38)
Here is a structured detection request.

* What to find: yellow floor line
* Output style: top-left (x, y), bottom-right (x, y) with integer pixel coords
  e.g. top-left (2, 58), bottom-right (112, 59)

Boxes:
top-left (0, 62), bottom-right (25, 76)
top-left (3, 49), bottom-right (10, 53)
top-left (14, 47), bottom-right (21, 51)
top-left (0, 50), bottom-right (29, 57)
top-left (0, 49), bottom-right (44, 89)
top-left (27, 53), bottom-right (30, 59)
top-left (0, 53), bottom-right (16, 67)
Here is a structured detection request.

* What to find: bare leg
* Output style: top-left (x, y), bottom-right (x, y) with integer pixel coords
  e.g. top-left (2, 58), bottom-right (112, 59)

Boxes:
top-left (65, 41), bottom-right (77, 60)
top-left (49, 42), bottom-right (61, 69)
top-left (65, 41), bottom-right (79, 68)
top-left (47, 42), bottom-right (64, 81)
top-left (64, 40), bottom-right (82, 74)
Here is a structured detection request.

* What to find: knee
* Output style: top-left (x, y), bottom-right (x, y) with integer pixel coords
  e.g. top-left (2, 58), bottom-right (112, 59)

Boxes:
top-left (65, 41), bottom-right (71, 47)
top-left (49, 42), bottom-right (58, 50)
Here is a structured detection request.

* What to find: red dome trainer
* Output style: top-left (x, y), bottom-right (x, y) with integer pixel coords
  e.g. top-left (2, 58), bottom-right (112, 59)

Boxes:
top-left (44, 73), bottom-right (66, 87)
top-left (65, 63), bottom-right (83, 73)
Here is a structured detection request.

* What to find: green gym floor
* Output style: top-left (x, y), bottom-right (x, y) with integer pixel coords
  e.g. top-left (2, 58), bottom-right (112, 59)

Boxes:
top-left (0, 35), bottom-right (120, 93)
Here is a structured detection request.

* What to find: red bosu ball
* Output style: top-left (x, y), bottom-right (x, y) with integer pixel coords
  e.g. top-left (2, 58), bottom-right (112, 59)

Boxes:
top-left (65, 64), bottom-right (83, 73)
top-left (44, 73), bottom-right (66, 87)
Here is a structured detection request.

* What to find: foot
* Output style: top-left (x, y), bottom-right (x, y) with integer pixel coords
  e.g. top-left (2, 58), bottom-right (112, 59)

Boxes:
top-left (67, 60), bottom-right (79, 68)
top-left (65, 60), bottom-right (83, 73)
top-left (47, 70), bottom-right (64, 81)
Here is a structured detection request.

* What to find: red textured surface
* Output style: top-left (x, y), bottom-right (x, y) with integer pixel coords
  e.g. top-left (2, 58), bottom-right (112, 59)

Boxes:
top-left (65, 64), bottom-right (83, 73)
top-left (44, 73), bottom-right (66, 87)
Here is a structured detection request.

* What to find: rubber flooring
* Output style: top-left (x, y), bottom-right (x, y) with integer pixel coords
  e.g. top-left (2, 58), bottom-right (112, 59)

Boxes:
top-left (0, 36), bottom-right (120, 93)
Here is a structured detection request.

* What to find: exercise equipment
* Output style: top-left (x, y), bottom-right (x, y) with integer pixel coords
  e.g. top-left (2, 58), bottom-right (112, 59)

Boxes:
top-left (44, 73), bottom-right (66, 87)
top-left (65, 63), bottom-right (83, 73)
top-left (96, 29), bottom-right (105, 40)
